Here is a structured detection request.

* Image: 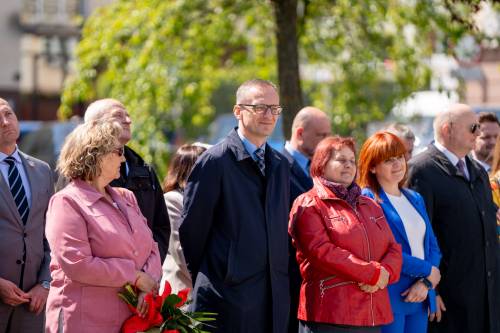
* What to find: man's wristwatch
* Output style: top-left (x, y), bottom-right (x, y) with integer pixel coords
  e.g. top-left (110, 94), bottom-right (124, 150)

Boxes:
top-left (421, 278), bottom-right (433, 290)
top-left (40, 280), bottom-right (50, 290)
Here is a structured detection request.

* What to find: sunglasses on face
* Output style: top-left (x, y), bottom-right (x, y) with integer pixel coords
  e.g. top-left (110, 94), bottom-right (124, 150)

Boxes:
top-left (113, 147), bottom-right (125, 157)
top-left (470, 123), bottom-right (480, 134)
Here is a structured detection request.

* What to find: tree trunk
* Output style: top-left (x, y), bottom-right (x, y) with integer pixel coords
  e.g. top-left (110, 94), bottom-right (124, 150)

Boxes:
top-left (272, 0), bottom-right (303, 140)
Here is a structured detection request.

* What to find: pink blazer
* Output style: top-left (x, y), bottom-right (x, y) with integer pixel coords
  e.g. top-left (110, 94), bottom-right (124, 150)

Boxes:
top-left (45, 180), bottom-right (161, 333)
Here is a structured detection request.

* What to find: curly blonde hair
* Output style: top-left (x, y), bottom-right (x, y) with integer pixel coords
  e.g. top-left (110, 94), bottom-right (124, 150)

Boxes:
top-left (57, 120), bottom-right (122, 181)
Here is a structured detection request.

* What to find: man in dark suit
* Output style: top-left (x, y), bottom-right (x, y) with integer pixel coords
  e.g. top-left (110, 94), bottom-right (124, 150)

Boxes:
top-left (180, 79), bottom-right (290, 333)
top-left (82, 99), bottom-right (170, 260)
top-left (282, 106), bottom-right (330, 333)
top-left (407, 103), bottom-right (500, 333)
top-left (0, 98), bottom-right (54, 332)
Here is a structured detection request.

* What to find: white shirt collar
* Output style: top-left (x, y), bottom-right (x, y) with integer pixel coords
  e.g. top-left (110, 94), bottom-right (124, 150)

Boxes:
top-left (433, 141), bottom-right (464, 166)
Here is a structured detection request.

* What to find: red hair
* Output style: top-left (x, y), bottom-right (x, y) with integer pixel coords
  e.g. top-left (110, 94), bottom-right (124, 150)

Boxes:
top-left (310, 136), bottom-right (356, 178)
top-left (358, 131), bottom-right (407, 199)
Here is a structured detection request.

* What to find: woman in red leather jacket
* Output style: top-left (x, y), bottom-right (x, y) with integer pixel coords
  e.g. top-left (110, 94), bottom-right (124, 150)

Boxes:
top-left (289, 136), bottom-right (402, 333)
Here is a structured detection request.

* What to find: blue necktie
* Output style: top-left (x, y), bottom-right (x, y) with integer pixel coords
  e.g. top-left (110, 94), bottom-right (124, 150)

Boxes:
top-left (5, 156), bottom-right (29, 224)
top-left (254, 148), bottom-right (265, 176)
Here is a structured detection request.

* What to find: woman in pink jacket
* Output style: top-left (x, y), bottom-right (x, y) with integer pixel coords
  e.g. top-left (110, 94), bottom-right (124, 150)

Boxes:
top-left (45, 121), bottom-right (161, 333)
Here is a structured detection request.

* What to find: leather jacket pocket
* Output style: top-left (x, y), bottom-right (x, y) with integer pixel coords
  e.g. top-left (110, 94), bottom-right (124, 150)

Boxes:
top-left (327, 214), bottom-right (348, 228)
top-left (370, 215), bottom-right (386, 230)
top-left (319, 275), bottom-right (355, 297)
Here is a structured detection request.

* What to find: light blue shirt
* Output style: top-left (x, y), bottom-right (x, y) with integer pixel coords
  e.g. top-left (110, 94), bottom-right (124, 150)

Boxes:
top-left (284, 141), bottom-right (310, 177)
top-left (0, 147), bottom-right (32, 208)
top-left (237, 128), bottom-right (266, 161)
top-left (434, 141), bottom-right (470, 179)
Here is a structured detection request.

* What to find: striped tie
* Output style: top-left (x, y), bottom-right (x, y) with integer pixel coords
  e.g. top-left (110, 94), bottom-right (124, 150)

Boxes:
top-left (254, 148), bottom-right (265, 176)
top-left (5, 156), bottom-right (29, 224)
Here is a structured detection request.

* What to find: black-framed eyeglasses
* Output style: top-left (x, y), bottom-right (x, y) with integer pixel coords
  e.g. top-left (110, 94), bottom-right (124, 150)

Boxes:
top-left (238, 104), bottom-right (283, 115)
top-left (470, 123), bottom-right (480, 134)
top-left (113, 147), bottom-right (125, 157)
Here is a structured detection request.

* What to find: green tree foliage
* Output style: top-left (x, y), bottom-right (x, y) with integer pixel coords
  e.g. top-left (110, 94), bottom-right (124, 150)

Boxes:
top-left (60, 0), bottom-right (486, 176)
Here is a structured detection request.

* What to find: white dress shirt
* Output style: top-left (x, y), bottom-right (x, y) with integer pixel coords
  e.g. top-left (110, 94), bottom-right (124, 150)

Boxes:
top-left (434, 141), bottom-right (470, 180)
top-left (0, 147), bottom-right (32, 207)
top-left (386, 193), bottom-right (426, 259)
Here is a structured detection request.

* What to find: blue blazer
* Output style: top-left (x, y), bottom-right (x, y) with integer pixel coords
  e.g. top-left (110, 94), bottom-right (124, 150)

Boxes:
top-left (362, 187), bottom-right (441, 314)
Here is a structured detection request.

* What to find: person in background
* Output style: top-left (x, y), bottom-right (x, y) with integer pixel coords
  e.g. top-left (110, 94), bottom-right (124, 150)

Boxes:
top-left (179, 79), bottom-right (290, 333)
top-left (385, 123), bottom-right (415, 161)
top-left (160, 143), bottom-right (207, 293)
top-left (282, 106), bottom-right (331, 333)
top-left (471, 112), bottom-right (500, 173)
top-left (82, 99), bottom-right (170, 261)
top-left (283, 106), bottom-right (331, 205)
top-left (0, 98), bottom-right (54, 333)
top-left (487, 134), bottom-right (500, 241)
top-left (359, 131), bottom-right (441, 333)
top-left (289, 136), bottom-right (402, 333)
top-left (407, 104), bottom-right (500, 333)
top-left (45, 121), bottom-right (161, 333)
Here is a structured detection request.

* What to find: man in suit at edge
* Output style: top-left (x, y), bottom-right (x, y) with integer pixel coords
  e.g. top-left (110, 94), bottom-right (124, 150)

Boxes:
top-left (282, 106), bottom-right (331, 333)
top-left (180, 79), bottom-right (291, 332)
top-left (407, 103), bottom-right (500, 333)
top-left (0, 98), bottom-right (54, 332)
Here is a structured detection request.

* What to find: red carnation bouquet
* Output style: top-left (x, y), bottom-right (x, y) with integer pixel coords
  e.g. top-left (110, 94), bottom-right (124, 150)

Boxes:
top-left (118, 281), bottom-right (216, 333)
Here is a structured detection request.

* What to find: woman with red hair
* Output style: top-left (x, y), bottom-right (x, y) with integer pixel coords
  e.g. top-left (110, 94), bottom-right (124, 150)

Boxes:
top-left (289, 136), bottom-right (402, 333)
top-left (358, 132), bottom-right (442, 333)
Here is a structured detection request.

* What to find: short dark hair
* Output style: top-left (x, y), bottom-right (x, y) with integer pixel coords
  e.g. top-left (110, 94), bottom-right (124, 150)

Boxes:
top-left (478, 112), bottom-right (500, 125)
top-left (162, 144), bottom-right (207, 192)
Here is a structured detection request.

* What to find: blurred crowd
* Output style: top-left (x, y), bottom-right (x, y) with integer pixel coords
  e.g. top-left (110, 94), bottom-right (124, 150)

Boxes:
top-left (0, 78), bottom-right (499, 333)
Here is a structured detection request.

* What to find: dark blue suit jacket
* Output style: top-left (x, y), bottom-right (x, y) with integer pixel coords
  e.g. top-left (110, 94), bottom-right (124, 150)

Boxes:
top-left (282, 148), bottom-right (313, 332)
top-left (180, 128), bottom-right (290, 333)
top-left (281, 149), bottom-right (313, 208)
top-left (362, 187), bottom-right (441, 314)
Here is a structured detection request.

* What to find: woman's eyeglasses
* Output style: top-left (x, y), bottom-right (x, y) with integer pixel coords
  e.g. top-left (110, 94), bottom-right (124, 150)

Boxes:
top-left (113, 147), bottom-right (125, 157)
top-left (332, 158), bottom-right (356, 166)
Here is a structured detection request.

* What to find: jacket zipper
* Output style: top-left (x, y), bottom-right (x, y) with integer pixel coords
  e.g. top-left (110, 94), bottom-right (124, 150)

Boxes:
top-left (356, 205), bottom-right (376, 326)
top-left (317, 197), bottom-right (376, 325)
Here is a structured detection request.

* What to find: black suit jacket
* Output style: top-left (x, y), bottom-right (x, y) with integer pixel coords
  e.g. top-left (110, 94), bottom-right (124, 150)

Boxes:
top-left (282, 148), bottom-right (313, 333)
top-left (407, 144), bottom-right (500, 333)
top-left (110, 146), bottom-right (170, 261)
top-left (180, 128), bottom-right (290, 333)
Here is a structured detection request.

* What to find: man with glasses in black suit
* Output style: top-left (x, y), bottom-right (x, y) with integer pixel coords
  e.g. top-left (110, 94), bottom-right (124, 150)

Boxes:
top-left (180, 79), bottom-right (290, 333)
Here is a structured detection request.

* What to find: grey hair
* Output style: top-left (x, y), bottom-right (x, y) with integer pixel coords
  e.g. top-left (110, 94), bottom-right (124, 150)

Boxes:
top-left (235, 79), bottom-right (278, 104)
top-left (433, 104), bottom-right (473, 142)
top-left (385, 123), bottom-right (415, 141)
top-left (84, 98), bottom-right (124, 123)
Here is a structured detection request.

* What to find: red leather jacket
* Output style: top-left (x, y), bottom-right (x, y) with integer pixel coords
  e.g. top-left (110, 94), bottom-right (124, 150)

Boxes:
top-left (289, 179), bottom-right (402, 326)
